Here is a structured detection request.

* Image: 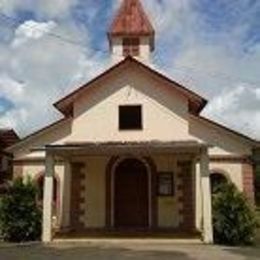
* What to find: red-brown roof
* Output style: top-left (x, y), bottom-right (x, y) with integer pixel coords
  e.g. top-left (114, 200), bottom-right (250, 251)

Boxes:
top-left (6, 117), bottom-right (71, 152)
top-left (254, 141), bottom-right (260, 148)
top-left (109, 0), bottom-right (154, 37)
top-left (0, 129), bottom-right (20, 149)
top-left (190, 114), bottom-right (255, 143)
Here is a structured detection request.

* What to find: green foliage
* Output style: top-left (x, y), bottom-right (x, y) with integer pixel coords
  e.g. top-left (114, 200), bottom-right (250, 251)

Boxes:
top-left (0, 178), bottom-right (42, 242)
top-left (213, 182), bottom-right (258, 246)
top-left (255, 165), bottom-right (260, 207)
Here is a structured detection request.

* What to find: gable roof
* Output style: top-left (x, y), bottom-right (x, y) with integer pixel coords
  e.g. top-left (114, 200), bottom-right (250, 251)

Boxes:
top-left (8, 57), bottom-right (258, 152)
top-left (0, 129), bottom-right (20, 149)
top-left (54, 56), bottom-right (208, 116)
top-left (255, 142), bottom-right (260, 148)
top-left (6, 117), bottom-right (71, 152)
top-left (190, 114), bottom-right (256, 144)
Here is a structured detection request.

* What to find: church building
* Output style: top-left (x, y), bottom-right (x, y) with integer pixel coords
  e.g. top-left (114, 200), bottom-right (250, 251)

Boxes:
top-left (7, 0), bottom-right (257, 243)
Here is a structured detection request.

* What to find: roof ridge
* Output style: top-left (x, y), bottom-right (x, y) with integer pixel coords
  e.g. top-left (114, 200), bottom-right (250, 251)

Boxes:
top-left (54, 56), bottom-right (207, 116)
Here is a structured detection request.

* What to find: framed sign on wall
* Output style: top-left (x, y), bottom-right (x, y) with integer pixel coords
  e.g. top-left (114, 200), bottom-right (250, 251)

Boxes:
top-left (157, 172), bottom-right (174, 196)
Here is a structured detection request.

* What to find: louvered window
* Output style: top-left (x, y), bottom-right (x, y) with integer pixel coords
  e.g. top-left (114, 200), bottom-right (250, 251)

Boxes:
top-left (123, 38), bottom-right (140, 57)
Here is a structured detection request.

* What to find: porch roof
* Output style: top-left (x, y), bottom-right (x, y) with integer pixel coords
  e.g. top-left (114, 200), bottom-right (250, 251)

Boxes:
top-left (36, 141), bottom-right (211, 157)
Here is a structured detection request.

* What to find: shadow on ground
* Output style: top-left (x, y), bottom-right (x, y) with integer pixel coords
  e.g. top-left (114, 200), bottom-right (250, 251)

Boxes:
top-left (223, 229), bottom-right (260, 260)
top-left (224, 245), bottom-right (260, 260)
top-left (0, 244), bottom-right (196, 260)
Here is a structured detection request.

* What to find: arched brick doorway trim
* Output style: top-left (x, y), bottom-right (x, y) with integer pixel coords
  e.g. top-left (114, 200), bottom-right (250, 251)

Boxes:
top-left (210, 171), bottom-right (228, 194)
top-left (106, 156), bottom-right (157, 229)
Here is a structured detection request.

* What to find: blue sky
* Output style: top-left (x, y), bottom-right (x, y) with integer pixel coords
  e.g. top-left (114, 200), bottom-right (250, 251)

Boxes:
top-left (0, 0), bottom-right (259, 139)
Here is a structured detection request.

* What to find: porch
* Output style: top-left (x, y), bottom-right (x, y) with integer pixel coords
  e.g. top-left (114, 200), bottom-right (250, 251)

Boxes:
top-left (41, 141), bottom-right (213, 243)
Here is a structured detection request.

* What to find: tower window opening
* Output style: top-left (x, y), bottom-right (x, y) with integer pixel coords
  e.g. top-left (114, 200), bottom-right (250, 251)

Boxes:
top-left (123, 37), bottom-right (140, 57)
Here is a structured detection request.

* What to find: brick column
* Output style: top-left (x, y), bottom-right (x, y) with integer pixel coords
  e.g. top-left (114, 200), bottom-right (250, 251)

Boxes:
top-left (177, 160), bottom-right (195, 231)
top-left (70, 163), bottom-right (86, 230)
top-left (242, 162), bottom-right (255, 204)
top-left (13, 164), bottom-right (23, 179)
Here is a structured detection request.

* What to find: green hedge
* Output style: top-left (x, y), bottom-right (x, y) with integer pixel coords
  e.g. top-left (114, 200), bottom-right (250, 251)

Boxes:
top-left (213, 182), bottom-right (258, 245)
top-left (0, 178), bottom-right (42, 242)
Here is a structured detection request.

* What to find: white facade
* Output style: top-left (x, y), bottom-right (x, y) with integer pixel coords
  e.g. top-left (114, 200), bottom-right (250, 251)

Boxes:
top-left (7, 58), bottom-right (255, 244)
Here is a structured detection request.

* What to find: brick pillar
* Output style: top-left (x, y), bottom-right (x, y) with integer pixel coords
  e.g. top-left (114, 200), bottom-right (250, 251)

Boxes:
top-left (70, 163), bottom-right (86, 230)
top-left (177, 160), bottom-right (195, 231)
top-left (13, 164), bottom-right (23, 179)
top-left (242, 162), bottom-right (255, 204)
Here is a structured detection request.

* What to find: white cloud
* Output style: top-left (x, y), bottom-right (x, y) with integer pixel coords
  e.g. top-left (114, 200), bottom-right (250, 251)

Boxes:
top-left (141, 0), bottom-right (260, 140)
top-left (12, 20), bottom-right (56, 48)
top-left (204, 85), bottom-right (260, 138)
top-left (0, 0), bottom-right (78, 18)
top-left (0, 0), bottom-right (259, 141)
top-left (0, 74), bottom-right (24, 99)
top-left (38, 0), bottom-right (78, 18)
top-left (0, 16), bottom-right (109, 136)
top-left (0, 107), bottom-right (28, 130)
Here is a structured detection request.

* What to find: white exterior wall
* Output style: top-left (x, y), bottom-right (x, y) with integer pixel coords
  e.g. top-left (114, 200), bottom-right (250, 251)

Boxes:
top-left (71, 66), bottom-right (189, 142)
top-left (111, 36), bottom-right (151, 63)
top-left (10, 65), bottom-right (252, 159)
top-left (195, 161), bottom-right (244, 231)
top-left (83, 156), bottom-right (108, 228)
top-left (152, 155), bottom-right (186, 228)
top-left (21, 164), bottom-right (65, 191)
top-left (111, 37), bottom-right (124, 63)
top-left (69, 66), bottom-right (250, 156)
top-left (20, 163), bottom-right (65, 226)
top-left (70, 154), bottom-right (190, 229)
top-left (139, 37), bottom-right (151, 62)
top-left (9, 62), bottom-right (253, 231)
top-left (11, 118), bottom-right (72, 160)
top-left (210, 162), bottom-right (243, 191)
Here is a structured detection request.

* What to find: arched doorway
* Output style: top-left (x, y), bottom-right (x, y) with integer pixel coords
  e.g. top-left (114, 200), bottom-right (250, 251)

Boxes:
top-left (114, 158), bottom-right (149, 228)
top-left (210, 172), bottom-right (228, 194)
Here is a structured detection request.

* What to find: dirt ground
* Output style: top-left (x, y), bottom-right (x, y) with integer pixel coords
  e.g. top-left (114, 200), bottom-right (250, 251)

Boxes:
top-left (0, 240), bottom-right (260, 260)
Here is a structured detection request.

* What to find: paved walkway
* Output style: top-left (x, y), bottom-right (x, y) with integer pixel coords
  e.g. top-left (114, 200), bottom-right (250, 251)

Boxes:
top-left (0, 241), bottom-right (260, 260)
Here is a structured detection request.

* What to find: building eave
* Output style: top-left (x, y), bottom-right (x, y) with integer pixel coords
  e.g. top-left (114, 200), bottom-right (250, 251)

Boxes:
top-left (31, 140), bottom-right (212, 157)
top-left (190, 114), bottom-right (256, 144)
top-left (54, 56), bottom-right (208, 116)
top-left (6, 117), bottom-right (72, 152)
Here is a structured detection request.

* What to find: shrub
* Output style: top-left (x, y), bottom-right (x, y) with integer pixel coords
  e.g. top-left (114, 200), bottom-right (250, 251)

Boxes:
top-left (212, 182), bottom-right (258, 246)
top-left (0, 178), bottom-right (42, 242)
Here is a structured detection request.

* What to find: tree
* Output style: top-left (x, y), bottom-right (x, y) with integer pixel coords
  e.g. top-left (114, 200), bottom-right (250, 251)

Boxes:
top-left (0, 178), bottom-right (42, 242)
top-left (212, 182), bottom-right (258, 245)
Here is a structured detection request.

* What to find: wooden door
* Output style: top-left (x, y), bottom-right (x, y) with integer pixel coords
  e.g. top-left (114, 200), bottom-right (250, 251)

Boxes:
top-left (114, 158), bottom-right (149, 228)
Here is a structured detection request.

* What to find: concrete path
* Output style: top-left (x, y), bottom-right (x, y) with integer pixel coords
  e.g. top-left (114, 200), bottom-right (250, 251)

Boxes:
top-left (0, 241), bottom-right (260, 260)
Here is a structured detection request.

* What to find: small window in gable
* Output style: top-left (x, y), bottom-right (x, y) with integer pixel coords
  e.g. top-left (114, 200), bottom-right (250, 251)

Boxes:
top-left (119, 105), bottom-right (142, 130)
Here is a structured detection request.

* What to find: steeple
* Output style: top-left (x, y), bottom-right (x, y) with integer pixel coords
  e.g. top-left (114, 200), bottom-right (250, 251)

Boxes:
top-left (108, 0), bottom-right (155, 62)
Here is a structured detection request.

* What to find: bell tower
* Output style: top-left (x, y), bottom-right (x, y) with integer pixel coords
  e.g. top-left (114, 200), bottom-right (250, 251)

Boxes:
top-left (108, 0), bottom-right (155, 62)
